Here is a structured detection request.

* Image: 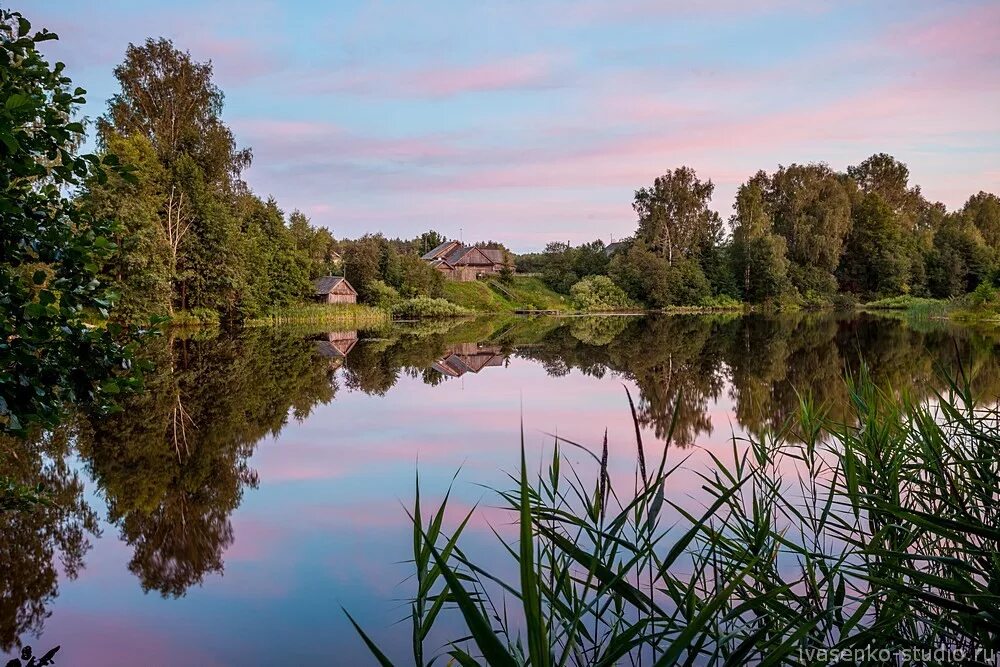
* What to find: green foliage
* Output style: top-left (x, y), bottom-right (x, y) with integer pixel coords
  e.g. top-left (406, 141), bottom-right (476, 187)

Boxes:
top-left (759, 163), bottom-right (852, 295)
top-left (569, 275), bottom-right (633, 311)
top-left (926, 216), bottom-right (995, 298)
top-left (391, 297), bottom-right (472, 319)
top-left (366, 279), bottom-right (401, 310)
top-left (698, 293), bottom-right (743, 309)
top-left (0, 10), bottom-right (141, 434)
top-left (390, 252), bottom-right (443, 298)
top-left (609, 242), bottom-right (710, 308)
top-left (634, 166), bottom-right (721, 264)
top-left (838, 192), bottom-right (911, 298)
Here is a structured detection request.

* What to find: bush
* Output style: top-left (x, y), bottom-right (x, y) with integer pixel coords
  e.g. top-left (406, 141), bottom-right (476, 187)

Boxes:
top-left (608, 242), bottom-right (710, 308)
top-left (967, 281), bottom-right (998, 310)
top-left (831, 292), bottom-right (859, 311)
top-left (697, 294), bottom-right (744, 310)
top-left (569, 275), bottom-right (633, 311)
top-left (391, 297), bottom-right (471, 318)
top-left (366, 279), bottom-right (401, 309)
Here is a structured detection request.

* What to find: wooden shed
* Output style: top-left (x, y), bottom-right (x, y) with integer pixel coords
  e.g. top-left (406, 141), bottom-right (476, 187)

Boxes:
top-left (313, 276), bottom-right (357, 304)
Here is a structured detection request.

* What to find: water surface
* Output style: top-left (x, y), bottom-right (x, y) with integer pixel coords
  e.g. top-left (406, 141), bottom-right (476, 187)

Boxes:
top-left (4, 313), bottom-right (1000, 665)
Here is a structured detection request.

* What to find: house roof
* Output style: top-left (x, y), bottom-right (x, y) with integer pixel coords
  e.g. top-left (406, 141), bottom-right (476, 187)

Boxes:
top-left (313, 275), bottom-right (357, 296)
top-left (478, 248), bottom-right (506, 265)
top-left (428, 258), bottom-right (454, 270)
top-left (444, 245), bottom-right (496, 266)
top-left (604, 241), bottom-right (627, 256)
top-left (421, 240), bottom-right (461, 261)
top-left (421, 241), bottom-right (506, 266)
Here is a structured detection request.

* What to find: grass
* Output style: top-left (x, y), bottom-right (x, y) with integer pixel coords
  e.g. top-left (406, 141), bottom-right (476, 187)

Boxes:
top-left (245, 303), bottom-right (390, 328)
top-left (441, 276), bottom-right (569, 313)
top-left (348, 364), bottom-right (1000, 665)
top-left (392, 297), bottom-right (473, 318)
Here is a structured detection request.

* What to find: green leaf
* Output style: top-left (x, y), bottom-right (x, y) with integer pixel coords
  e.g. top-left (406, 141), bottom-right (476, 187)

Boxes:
top-left (342, 608), bottom-right (396, 667)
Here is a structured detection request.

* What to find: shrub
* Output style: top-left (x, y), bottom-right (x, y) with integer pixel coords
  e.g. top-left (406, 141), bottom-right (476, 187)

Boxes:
top-left (831, 292), bottom-right (859, 311)
top-left (366, 279), bottom-right (401, 310)
top-left (967, 281), bottom-right (998, 310)
top-left (391, 297), bottom-right (471, 318)
top-left (697, 294), bottom-right (743, 310)
top-left (569, 275), bottom-right (633, 311)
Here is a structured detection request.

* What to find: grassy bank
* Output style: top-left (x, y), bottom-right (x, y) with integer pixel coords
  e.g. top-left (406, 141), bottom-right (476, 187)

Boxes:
top-left (349, 368), bottom-right (1000, 664)
top-left (244, 303), bottom-right (391, 329)
top-left (441, 276), bottom-right (569, 313)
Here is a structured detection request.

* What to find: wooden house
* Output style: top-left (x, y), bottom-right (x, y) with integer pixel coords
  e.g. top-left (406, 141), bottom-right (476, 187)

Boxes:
top-left (313, 276), bottom-right (357, 304)
top-left (421, 241), bottom-right (509, 281)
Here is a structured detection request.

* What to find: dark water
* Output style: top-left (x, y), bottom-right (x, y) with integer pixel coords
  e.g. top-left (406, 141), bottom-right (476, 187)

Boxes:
top-left (4, 313), bottom-right (1000, 665)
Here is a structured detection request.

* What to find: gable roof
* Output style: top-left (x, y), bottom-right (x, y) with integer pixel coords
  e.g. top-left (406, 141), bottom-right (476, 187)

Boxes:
top-left (478, 248), bottom-right (506, 265)
top-left (421, 240), bottom-right (461, 261)
top-left (314, 275), bottom-right (357, 296)
top-left (445, 245), bottom-right (496, 266)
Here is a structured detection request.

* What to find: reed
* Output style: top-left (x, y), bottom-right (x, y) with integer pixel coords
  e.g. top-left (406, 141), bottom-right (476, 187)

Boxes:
top-left (349, 363), bottom-right (1000, 665)
top-left (244, 303), bottom-right (390, 328)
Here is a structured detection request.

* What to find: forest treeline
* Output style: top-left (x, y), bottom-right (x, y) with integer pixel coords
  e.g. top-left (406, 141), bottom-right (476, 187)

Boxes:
top-left (11, 9), bottom-right (1000, 328)
top-left (520, 160), bottom-right (1000, 309)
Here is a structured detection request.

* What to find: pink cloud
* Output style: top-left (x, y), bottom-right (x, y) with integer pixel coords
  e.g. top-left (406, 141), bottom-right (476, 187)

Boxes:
top-left (297, 53), bottom-right (568, 99)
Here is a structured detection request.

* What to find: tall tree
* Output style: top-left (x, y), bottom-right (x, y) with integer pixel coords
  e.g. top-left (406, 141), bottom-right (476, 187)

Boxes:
top-left (961, 191), bottom-right (1000, 248)
top-left (730, 177), bottom-right (789, 302)
top-left (633, 167), bottom-right (720, 266)
top-left (847, 153), bottom-right (924, 229)
top-left (97, 38), bottom-right (252, 314)
top-left (762, 163), bottom-right (852, 295)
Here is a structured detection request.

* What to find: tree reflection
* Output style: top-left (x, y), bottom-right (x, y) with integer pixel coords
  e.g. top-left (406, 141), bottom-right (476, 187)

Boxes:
top-left (0, 426), bottom-right (98, 651)
top-left (5, 313), bottom-right (1000, 648)
top-left (77, 329), bottom-right (337, 597)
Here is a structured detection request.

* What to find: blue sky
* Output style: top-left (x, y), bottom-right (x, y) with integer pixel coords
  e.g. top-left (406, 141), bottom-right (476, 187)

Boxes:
top-left (32, 0), bottom-right (1000, 251)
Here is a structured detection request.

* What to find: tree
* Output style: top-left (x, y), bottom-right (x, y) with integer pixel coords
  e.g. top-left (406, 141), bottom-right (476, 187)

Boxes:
top-left (573, 240), bottom-right (610, 278)
top-left (926, 216), bottom-right (995, 298)
top-left (847, 153), bottom-right (924, 229)
top-left (418, 230), bottom-right (446, 255)
top-left (0, 10), bottom-right (139, 435)
top-left (342, 236), bottom-right (385, 301)
top-left (961, 191), bottom-right (1000, 248)
top-left (97, 38), bottom-right (252, 315)
top-left (762, 163), bottom-right (852, 295)
top-left (608, 241), bottom-right (709, 308)
top-left (82, 133), bottom-right (172, 320)
top-left (289, 210), bottom-right (339, 278)
top-left (837, 193), bottom-right (910, 298)
top-left (541, 242), bottom-right (579, 293)
top-left (633, 167), bottom-right (721, 266)
top-left (730, 179), bottom-right (789, 302)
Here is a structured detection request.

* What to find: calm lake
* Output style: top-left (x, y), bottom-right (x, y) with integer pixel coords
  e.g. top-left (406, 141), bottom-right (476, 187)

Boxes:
top-left (4, 313), bottom-right (1000, 665)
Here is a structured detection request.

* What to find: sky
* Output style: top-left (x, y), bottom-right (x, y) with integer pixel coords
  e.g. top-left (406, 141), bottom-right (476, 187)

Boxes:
top-left (31, 0), bottom-right (1000, 252)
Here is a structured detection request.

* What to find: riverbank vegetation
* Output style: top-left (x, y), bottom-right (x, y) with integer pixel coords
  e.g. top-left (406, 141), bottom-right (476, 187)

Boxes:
top-left (525, 160), bottom-right (1000, 316)
top-left (349, 368), bottom-right (1000, 664)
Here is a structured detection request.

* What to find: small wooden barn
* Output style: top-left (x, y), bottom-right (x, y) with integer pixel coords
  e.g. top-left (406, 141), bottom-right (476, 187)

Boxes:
top-left (313, 276), bottom-right (357, 304)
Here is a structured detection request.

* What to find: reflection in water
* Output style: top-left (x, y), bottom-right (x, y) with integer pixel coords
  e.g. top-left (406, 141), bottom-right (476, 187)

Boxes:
top-left (3, 313), bottom-right (1000, 653)
top-left (432, 343), bottom-right (505, 378)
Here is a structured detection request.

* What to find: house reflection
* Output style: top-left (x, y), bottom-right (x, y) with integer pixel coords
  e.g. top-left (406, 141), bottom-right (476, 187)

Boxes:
top-left (432, 343), bottom-right (504, 378)
top-left (313, 331), bottom-right (359, 369)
